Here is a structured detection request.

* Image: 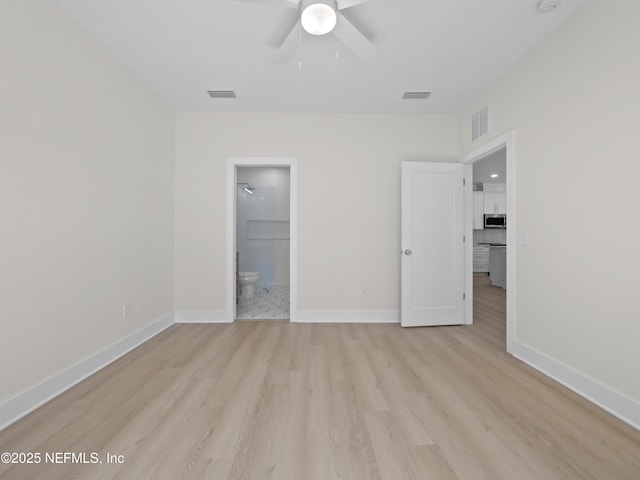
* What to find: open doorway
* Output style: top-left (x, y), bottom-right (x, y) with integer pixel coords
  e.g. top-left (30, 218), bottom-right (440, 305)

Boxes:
top-left (225, 157), bottom-right (298, 323)
top-left (235, 167), bottom-right (290, 319)
top-left (463, 130), bottom-right (515, 353)
top-left (471, 148), bottom-right (507, 350)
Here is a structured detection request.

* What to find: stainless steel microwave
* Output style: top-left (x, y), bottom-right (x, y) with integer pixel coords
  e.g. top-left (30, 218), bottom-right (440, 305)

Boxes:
top-left (484, 214), bottom-right (506, 229)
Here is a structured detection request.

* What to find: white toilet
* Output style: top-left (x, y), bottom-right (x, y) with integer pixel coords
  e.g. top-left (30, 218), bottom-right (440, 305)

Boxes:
top-left (238, 272), bottom-right (259, 299)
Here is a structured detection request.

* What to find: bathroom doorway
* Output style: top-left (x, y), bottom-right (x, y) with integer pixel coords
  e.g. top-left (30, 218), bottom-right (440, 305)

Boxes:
top-left (226, 158), bottom-right (298, 322)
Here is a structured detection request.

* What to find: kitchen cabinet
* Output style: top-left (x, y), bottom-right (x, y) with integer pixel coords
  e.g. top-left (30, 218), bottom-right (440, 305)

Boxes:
top-left (484, 192), bottom-right (506, 214)
top-left (483, 183), bottom-right (506, 214)
top-left (473, 245), bottom-right (490, 273)
top-left (473, 191), bottom-right (484, 230)
top-left (489, 246), bottom-right (506, 288)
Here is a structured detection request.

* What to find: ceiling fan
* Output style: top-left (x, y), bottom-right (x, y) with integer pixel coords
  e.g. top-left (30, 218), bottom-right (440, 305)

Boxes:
top-left (234, 0), bottom-right (376, 64)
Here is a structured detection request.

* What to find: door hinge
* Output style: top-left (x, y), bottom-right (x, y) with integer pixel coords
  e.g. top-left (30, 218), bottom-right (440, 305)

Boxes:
top-left (463, 178), bottom-right (466, 186)
top-left (463, 293), bottom-right (466, 300)
top-left (463, 235), bottom-right (466, 243)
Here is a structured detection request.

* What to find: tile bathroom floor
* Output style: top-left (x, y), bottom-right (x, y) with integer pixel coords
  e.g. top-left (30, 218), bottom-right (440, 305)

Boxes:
top-left (236, 285), bottom-right (289, 320)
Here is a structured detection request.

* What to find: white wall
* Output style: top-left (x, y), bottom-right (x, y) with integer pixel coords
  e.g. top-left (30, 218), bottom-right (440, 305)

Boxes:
top-left (0, 0), bottom-right (175, 407)
top-left (175, 113), bottom-right (458, 315)
top-left (459, 0), bottom-right (640, 417)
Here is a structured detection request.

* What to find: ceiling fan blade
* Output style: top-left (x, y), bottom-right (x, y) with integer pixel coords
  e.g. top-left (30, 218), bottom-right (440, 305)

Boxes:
top-left (334, 13), bottom-right (376, 61)
top-left (272, 20), bottom-right (301, 65)
top-left (233, 0), bottom-right (299, 8)
top-left (336, 0), bottom-right (372, 10)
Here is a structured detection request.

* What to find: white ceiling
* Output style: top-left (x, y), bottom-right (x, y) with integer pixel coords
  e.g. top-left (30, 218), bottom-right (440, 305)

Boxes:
top-left (473, 147), bottom-right (506, 185)
top-left (52, 0), bottom-right (588, 114)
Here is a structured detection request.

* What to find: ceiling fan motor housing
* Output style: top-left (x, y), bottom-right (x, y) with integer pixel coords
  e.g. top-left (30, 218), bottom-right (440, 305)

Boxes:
top-left (300, 0), bottom-right (338, 35)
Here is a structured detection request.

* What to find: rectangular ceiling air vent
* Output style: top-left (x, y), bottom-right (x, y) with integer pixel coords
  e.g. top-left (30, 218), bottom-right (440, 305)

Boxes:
top-left (207, 90), bottom-right (237, 99)
top-left (402, 91), bottom-right (431, 100)
top-left (472, 105), bottom-right (489, 141)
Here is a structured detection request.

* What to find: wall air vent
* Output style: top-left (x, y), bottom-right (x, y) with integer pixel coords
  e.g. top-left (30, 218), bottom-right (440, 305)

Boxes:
top-left (402, 91), bottom-right (431, 100)
top-left (207, 90), bottom-right (237, 99)
top-left (472, 105), bottom-right (489, 141)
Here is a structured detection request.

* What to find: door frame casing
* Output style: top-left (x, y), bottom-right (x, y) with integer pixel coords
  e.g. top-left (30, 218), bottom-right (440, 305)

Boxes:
top-left (462, 130), bottom-right (516, 353)
top-left (225, 157), bottom-right (298, 323)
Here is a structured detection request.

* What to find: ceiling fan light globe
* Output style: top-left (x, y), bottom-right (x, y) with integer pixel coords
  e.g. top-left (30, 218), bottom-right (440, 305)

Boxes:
top-left (301, 2), bottom-right (337, 35)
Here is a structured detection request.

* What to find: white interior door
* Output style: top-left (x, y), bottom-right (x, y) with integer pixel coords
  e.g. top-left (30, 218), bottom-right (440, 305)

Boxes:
top-left (401, 161), bottom-right (465, 327)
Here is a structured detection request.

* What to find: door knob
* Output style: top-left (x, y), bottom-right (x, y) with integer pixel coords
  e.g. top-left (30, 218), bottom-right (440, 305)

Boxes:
top-left (404, 249), bottom-right (412, 255)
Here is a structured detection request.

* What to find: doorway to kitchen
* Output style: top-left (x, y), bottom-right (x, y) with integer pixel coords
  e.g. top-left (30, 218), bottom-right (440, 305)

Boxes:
top-left (472, 148), bottom-right (507, 350)
top-left (463, 131), bottom-right (515, 353)
top-left (225, 158), bottom-right (298, 323)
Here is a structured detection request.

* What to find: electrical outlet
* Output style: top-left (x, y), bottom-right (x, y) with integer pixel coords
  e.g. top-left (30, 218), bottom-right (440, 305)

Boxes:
top-left (122, 304), bottom-right (131, 321)
top-left (360, 287), bottom-right (368, 297)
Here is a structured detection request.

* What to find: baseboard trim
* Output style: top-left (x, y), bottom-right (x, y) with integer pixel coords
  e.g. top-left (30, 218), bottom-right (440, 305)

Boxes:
top-left (511, 340), bottom-right (640, 431)
top-left (295, 309), bottom-right (400, 324)
top-left (0, 313), bottom-right (174, 431)
top-left (174, 310), bottom-right (230, 323)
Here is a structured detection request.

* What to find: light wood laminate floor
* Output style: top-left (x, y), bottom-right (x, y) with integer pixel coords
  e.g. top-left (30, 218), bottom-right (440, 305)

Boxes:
top-left (1, 278), bottom-right (639, 479)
